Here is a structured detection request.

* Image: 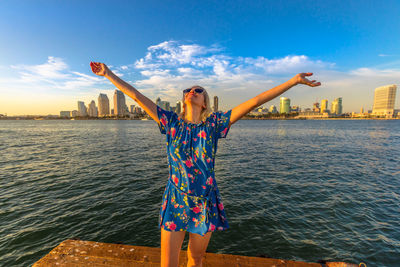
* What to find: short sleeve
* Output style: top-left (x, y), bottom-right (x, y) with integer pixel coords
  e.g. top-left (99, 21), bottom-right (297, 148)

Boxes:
top-left (215, 109), bottom-right (232, 139)
top-left (156, 105), bottom-right (175, 135)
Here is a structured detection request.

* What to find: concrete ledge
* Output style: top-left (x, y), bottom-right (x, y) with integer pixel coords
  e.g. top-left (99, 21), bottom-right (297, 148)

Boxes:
top-left (33, 239), bottom-right (358, 267)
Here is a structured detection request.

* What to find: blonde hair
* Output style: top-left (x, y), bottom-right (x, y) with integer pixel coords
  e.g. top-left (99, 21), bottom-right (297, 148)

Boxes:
top-left (179, 85), bottom-right (213, 122)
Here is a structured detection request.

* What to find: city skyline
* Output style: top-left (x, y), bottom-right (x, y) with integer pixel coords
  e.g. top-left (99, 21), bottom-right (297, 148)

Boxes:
top-left (1, 1), bottom-right (400, 115)
top-left (60, 89), bottom-right (349, 117)
top-left (3, 83), bottom-right (397, 117)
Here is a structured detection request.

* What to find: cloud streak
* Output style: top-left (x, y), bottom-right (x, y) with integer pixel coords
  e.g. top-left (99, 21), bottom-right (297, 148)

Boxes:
top-left (4, 56), bottom-right (102, 92)
top-left (127, 41), bottom-right (337, 104)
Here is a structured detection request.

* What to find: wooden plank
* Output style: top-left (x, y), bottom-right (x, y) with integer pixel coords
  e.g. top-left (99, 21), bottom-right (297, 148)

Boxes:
top-left (33, 239), bottom-right (358, 267)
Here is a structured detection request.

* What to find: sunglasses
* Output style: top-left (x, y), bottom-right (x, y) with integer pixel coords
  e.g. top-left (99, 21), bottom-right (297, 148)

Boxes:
top-left (183, 88), bottom-right (204, 94)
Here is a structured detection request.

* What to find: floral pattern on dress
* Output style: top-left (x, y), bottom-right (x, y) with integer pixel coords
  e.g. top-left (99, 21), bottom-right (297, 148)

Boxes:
top-left (156, 105), bottom-right (232, 236)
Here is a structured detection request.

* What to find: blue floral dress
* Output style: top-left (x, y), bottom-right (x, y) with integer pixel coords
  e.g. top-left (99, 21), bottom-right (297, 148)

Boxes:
top-left (156, 105), bottom-right (232, 236)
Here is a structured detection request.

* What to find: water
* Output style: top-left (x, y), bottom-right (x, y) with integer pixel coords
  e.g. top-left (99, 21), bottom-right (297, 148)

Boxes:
top-left (1, 119), bottom-right (399, 266)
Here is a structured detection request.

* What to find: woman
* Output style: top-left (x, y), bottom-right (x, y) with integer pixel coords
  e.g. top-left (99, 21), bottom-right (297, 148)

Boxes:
top-left (90, 61), bottom-right (321, 267)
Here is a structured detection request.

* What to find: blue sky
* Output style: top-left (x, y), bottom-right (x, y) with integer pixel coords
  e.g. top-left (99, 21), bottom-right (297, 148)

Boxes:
top-left (1, 0), bottom-right (400, 115)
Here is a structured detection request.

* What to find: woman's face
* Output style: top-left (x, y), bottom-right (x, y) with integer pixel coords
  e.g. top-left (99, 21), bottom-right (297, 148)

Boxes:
top-left (184, 86), bottom-right (206, 109)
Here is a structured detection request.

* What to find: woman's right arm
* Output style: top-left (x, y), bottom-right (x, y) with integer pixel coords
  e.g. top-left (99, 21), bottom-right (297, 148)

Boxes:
top-left (90, 62), bottom-right (159, 123)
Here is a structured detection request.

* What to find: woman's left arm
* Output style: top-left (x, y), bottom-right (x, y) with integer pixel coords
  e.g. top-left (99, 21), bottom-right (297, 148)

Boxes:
top-left (229, 72), bottom-right (321, 126)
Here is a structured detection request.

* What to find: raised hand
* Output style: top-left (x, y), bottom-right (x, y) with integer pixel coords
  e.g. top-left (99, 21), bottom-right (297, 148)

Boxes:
top-left (294, 73), bottom-right (321, 87)
top-left (90, 61), bottom-right (110, 76)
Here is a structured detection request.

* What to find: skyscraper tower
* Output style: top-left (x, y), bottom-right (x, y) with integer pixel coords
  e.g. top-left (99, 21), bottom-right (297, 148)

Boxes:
top-left (321, 99), bottom-right (328, 113)
top-left (113, 90), bottom-right (126, 116)
top-left (213, 96), bottom-right (219, 112)
top-left (77, 101), bottom-right (87, 116)
top-left (176, 101), bottom-right (182, 114)
top-left (372, 84), bottom-right (397, 117)
top-left (331, 97), bottom-right (343, 115)
top-left (280, 97), bottom-right (290, 114)
top-left (88, 100), bottom-right (98, 117)
top-left (337, 98), bottom-right (343, 114)
top-left (313, 102), bottom-right (320, 113)
top-left (155, 97), bottom-right (170, 111)
top-left (98, 93), bottom-right (110, 116)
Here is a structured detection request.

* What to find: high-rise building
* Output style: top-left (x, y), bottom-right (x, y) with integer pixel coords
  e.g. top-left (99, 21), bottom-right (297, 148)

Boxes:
top-left (98, 93), bottom-right (110, 116)
top-left (130, 105), bottom-right (135, 113)
top-left (176, 101), bottom-right (182, 114)
top-left (280, 97), bottom-right (290, 114)
top-left (135, 107), bottom-right (142, 114)
top-left (71, 110), bottom-right (78, 117)
top-left (313, 102), bottom-right (320, 113)
top-left (321, 99), bottom-right (328, 113)
top-left (162, 101), bottom-right (170, 111)
top-left (77, 101), bottom-right (87, 116)
top-left (372, 84), bottom-right (397, 117)
top-left (156, 97), bottom-right (170, 111)
top-left (269, 105), bottom-right (277, 113)
top-left (113, 90), bottom-right (126, 116)
top-left (213, 96), bottom-right (219, 112)
top-left (88, 100), bottom-right (98, 117)
top-left (291, 105), bottom-right (300, 112)
top-left (331, 97), bottom-right (343, 115)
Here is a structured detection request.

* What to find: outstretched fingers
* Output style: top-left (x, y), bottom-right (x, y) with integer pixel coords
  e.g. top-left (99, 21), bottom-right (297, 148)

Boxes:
top-left (299, 72), bottom-right (321, 87)
top-left (301, 72), bottom-right (313, 77)
top-left (309, 81), bottom-right (321, 87)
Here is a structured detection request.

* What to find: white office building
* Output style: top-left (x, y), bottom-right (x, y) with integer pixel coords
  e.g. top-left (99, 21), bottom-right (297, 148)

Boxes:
top-left (372, 85), bottom-right (397, 117)
top-left (77, 101), bottom-right (87, 116)
top-left (113, 90), bottom-right (126, 116)
top-left (331, 97), bottom-right (343, 115)
top-left (98, 93), bottom-right (110, 116)
top-left (88, 100), bottom-right (98, 117)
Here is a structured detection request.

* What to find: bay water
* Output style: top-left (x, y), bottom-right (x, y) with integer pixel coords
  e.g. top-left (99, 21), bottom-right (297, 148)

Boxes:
top-left (1, 119), bottom-right (399, 266)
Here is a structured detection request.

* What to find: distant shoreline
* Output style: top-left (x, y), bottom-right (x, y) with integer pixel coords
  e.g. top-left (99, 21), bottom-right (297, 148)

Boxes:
top-left (1, 116), bottom-right (399, 121)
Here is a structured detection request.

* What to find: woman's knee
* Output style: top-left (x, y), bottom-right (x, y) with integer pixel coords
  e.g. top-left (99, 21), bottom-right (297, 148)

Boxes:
top-left (187, 232), bottom-right (212, 263)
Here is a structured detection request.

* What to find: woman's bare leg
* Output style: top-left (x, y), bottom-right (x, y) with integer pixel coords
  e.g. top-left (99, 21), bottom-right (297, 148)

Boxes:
top-left (161, 228), bottom-right (186, 267)
top-left (186, 231), bottom-right (212, 267)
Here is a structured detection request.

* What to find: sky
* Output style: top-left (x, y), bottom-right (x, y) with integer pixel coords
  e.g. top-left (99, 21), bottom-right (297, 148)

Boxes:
top-left (1, 0), bottom-right (400, 115)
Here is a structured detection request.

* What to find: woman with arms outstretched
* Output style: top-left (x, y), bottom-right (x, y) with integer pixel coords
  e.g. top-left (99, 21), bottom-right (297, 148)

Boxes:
top-left (90, 61), bottom-right (321, 267)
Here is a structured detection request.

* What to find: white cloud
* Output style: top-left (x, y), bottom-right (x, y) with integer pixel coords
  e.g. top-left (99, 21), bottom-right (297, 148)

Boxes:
top-left (0, 56), bottom-right (110, 114)
top-left (378, 54), bottom-right (400, 57)
top-left (3, 56), bottom-right (103, 92)
top-left (127, 41), bottom-right (336, 108)
top-left (349, 67), bottom-right (400, 78)
top-left (124, 41), bottom-right (400, 112)
top-left (11, 56), bottom-right (69, 80)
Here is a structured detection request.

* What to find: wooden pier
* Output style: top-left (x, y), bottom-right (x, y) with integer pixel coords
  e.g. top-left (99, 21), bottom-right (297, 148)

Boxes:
top-left (33, 239), bottom-right (358, 267)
